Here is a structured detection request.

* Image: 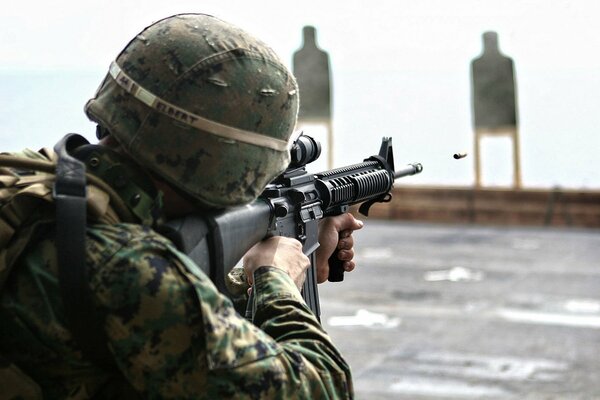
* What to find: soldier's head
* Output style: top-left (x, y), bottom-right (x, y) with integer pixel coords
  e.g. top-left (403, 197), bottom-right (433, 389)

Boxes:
top-left (85, 13), bottom-right (299, 209)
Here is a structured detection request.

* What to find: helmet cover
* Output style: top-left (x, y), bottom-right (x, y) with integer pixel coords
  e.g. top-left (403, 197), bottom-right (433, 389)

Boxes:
top-left (85, 13), bottom-right (299, 207)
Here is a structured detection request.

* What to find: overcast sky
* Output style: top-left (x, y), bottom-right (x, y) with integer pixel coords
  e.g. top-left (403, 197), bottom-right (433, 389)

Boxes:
top-left (3, 0), bottom-right (600, 71)
top-left (2, 1), bottom-right (600, 188)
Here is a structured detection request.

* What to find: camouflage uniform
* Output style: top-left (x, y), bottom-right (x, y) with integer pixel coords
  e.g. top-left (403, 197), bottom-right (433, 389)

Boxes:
top-left (1, 13), bottom-right (354, 399)
top-left (0, 146), bottom-right (353, 399)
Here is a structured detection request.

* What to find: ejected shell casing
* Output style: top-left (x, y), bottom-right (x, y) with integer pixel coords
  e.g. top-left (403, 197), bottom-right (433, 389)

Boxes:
top-left (453, 152), bottom-right (468, 160)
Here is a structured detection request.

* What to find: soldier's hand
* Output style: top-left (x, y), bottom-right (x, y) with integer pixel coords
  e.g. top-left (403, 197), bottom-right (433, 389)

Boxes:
top-left (243, 236), bottom-right (310, 290)
top-left (315, 213), bottom-right (364, 283)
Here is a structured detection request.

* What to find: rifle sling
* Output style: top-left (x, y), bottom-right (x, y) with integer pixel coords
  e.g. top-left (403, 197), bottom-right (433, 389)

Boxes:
top-left (53, 134), bottom-right (113, 369)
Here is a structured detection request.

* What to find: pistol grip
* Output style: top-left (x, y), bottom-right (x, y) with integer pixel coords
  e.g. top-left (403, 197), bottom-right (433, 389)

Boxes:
top-left (327, 248), bottom-right (345, 282)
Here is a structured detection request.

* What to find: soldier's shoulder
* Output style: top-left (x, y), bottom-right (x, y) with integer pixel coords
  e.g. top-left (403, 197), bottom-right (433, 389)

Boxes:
top-left (86, 223), bottom-right (177, 269)
top-left (85, 223), bottom-right (191, 306)
top-left (88, 222), bottom-right (172, 248)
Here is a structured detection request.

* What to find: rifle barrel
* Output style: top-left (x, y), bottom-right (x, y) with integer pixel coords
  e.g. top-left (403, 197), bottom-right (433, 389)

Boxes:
top-left (394, 163), bottom-right (423, 179)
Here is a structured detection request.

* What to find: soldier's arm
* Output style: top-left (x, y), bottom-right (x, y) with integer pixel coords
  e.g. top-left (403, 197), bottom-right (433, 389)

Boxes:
top-left (93, 227), bottom-right (352, 399)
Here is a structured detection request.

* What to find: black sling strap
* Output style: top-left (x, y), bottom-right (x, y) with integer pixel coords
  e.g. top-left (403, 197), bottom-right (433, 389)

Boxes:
top-left (53, 134), bottom-right (113, 368)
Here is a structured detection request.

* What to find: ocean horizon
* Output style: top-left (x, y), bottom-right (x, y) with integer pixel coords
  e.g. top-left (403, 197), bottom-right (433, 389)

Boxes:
top-left (2, 68), bottom-right (599, 190)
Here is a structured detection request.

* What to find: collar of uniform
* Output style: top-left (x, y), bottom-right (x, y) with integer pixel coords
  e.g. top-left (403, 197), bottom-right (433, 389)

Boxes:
top-left (69, 137), bottom-right (164, 227)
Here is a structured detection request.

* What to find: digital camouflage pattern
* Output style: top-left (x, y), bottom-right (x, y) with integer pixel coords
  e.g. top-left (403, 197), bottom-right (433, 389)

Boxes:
top-left (85, 14), bottom-right (299, 208)
top-left (0, 146), bottom-right (353, 399)
top-left (0, 219), bottom-right (354, 399)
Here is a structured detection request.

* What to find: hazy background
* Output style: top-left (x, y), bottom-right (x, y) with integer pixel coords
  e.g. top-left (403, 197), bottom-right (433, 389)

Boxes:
top-left (2, 0), bottom-right (600, 189)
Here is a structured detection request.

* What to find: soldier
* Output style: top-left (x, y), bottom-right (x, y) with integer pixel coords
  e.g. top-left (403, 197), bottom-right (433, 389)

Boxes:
top-left (0, 14), bottom-right (362, 399)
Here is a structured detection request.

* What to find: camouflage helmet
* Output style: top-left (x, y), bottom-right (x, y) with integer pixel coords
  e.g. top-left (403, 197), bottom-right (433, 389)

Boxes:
top-left (85, 13), bottom-right (299, 208)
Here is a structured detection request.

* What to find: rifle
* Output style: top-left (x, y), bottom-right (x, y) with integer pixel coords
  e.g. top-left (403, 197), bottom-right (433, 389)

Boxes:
top-left (163, 133), bottom-right (422, 321)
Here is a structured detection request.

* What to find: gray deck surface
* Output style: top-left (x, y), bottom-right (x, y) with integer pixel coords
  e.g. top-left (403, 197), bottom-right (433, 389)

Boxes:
top-left (319, 221), bottom-right (600, 399)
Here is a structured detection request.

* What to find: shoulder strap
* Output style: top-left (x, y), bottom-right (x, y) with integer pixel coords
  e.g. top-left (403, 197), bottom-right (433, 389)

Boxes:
top-left (53, 134), bottom-right (114, 368)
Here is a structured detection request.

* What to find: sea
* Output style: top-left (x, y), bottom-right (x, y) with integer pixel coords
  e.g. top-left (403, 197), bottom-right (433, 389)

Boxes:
top-left (2, 68), bottom-right (599, 190)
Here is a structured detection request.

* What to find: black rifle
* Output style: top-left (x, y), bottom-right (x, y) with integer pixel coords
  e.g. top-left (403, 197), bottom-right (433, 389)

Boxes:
top-left (164, 134), bottom-right (422, 320)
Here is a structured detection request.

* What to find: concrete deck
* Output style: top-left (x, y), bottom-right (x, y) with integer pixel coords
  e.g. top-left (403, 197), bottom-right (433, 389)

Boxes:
top-left (319, 220), bottom-right (600, 399)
